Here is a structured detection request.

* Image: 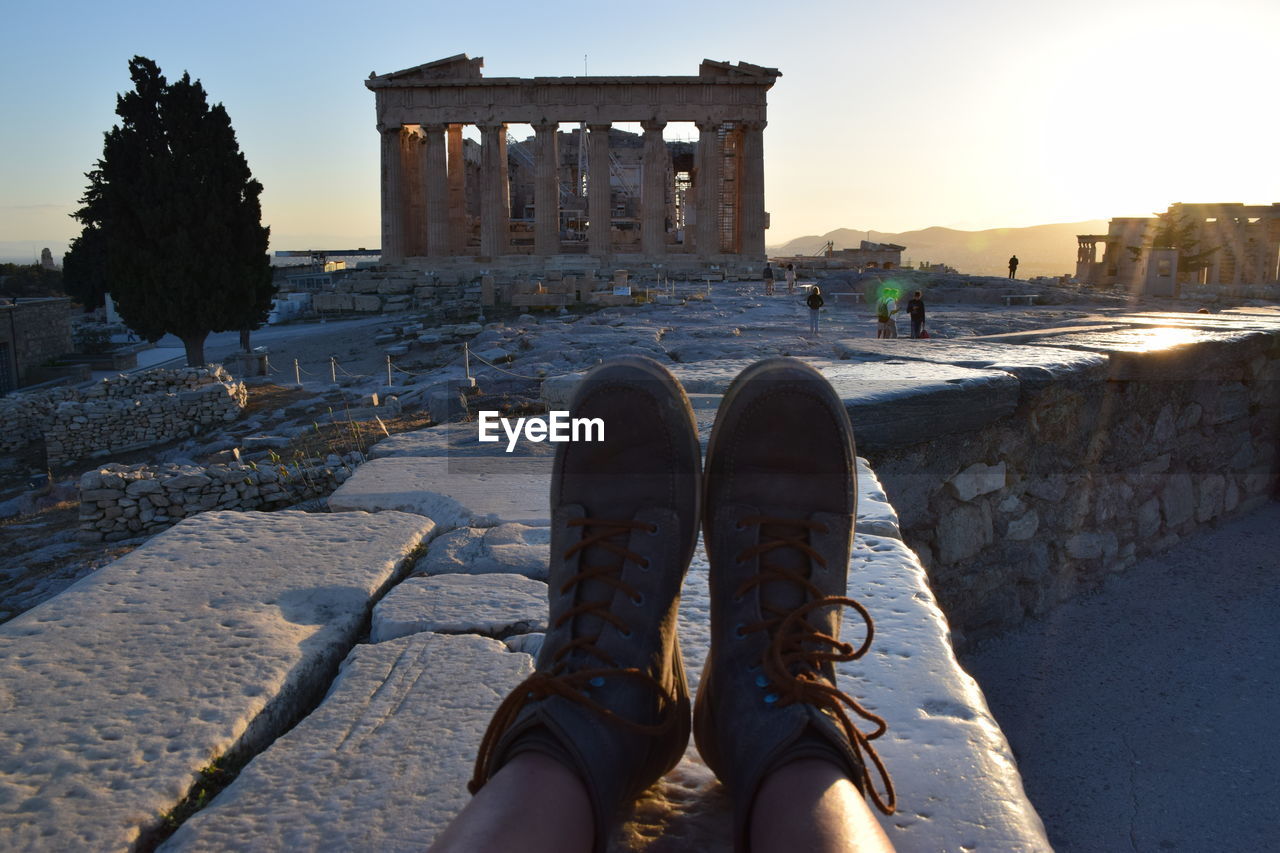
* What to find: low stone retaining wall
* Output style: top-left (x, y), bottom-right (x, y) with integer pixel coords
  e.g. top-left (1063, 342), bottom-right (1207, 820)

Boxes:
top-left (0, 366), bottom-right (246, 466)
top-left (77, 452), bottom-right (365, 541)
top-left (861, 327), bottom-right (1280, 647)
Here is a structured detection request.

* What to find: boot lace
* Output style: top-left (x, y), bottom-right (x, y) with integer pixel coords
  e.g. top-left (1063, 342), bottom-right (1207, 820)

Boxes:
top-left (469, 517), bottom-right (679, 795)
top-left (735, 514), bottom-right (897, 815)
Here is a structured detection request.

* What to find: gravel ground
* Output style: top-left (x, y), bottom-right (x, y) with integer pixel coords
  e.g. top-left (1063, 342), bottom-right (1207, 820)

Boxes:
top-left (960, 501), bottom-right (1280, 852)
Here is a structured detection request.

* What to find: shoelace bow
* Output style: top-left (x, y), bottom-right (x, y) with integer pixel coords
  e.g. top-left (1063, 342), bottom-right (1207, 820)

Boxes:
top-left (735, 514), bottom-right (897, 815)
top-left (469, 517), bottom-right (679, 795)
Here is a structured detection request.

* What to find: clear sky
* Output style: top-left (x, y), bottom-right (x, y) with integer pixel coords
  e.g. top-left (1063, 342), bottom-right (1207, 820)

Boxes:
top-left (2, 0), bottom-right (1276, 261)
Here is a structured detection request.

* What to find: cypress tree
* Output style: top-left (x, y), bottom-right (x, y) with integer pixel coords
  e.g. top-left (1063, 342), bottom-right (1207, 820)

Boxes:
top-left (68, 56), bottom-right (274, 366)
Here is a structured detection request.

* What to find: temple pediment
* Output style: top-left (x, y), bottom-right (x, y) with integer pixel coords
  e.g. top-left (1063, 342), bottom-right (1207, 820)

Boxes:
top-left (699, 59), bottom-right (782, 80)
top-left (368, 55), bottom-right (484, 86)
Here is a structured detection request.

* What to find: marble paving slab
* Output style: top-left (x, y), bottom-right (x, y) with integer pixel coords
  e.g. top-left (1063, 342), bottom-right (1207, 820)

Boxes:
top-left (329, 456), bottom-right (556, 528)
top-left (0, 509), bottom-right (435, 851)
top-left (161, 633), bottom-right (534, 852)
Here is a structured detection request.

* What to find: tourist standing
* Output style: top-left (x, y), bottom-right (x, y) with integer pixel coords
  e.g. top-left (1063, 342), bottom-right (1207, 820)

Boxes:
top-left (806, 286), bottom-right (824, 335)
top-left (876, 289), bottom-right (900, 339)
top-left (785, 263), bottom-right (797, 294)
top-left (906, 290), bottom-right (926, 339)
top-left (1008, 255), bottom-right (1019, 279)
top-left (763, 263), bottom-right (776, 296)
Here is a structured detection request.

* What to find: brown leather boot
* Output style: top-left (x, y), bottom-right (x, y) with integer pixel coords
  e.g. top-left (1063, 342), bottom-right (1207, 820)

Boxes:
top-left (695, 357), bottom-right (895, 850)
top-left (469, 356), bottom-right (701, 852)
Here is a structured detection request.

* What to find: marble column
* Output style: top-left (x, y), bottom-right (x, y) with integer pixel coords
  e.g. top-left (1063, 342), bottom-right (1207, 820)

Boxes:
top-left (587, 123), bottom-right (612, 256)
top-left (641, 120), bottom-right (668, 257)
top-left (402, 128), bottom-right (426, 257)
top-left (695, 120), bottom-right (722, 258)
top-left (478, 122), bottom-right (509, 259)
top-left (380, 125), bottom-right (405, 264)
top-left (447, 124), bottom-right (468, 255)
top-left (422, 124), bottom-right (450, 257)
top-left (533, 121), bottom-right (560, 256)
top-left (739, 120), bottom-right (767, 259)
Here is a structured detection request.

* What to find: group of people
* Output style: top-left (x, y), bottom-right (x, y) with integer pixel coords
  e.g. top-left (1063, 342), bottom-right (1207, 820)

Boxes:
top-left (762, 265), bottom-right (929, 341)
top-left (875, 290), bottom-right (927, 339)
top-left (761, 262), bottom-right (798, 296)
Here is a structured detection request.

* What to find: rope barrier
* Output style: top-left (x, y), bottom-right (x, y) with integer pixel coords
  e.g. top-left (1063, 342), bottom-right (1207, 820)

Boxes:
top-left (466, 348), bottom-right (545, 380)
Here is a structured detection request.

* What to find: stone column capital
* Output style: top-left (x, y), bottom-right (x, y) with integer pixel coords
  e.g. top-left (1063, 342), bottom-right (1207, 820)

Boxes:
top-left (421, 123), bottom-right (448, 135)
top-left (586, 123), bottom-right (612, 133)
top-left (476, 121), bottom-right (507, 135)
top-left (641, 119), bottom-right (667, 133)
top-left (695, 119), bottom-right (721, 133)
top-left (533, 120), bottom-right (559, 134)
top-left (739, 119), bottom-right (768, 131)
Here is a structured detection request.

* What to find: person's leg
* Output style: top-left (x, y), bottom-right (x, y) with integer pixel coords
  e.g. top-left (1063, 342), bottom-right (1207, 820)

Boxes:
top-left (457, 357), bottom-right (702, 852)
top-left (429, 753), bottom-right (593, 853)
top-left (752, 759), bottom-right (895, 853)
top-left (696, 358), bottom-right (897, 850)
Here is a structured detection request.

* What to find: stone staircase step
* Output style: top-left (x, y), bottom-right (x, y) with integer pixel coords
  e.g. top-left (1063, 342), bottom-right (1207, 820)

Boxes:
top-left (0, 509), bottom-right (435, 851)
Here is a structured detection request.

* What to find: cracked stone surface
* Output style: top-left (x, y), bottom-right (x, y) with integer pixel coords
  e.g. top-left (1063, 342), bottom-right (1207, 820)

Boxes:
top-left (0, 510), bottom-right (435, 851)
top-left (371, 573), bottom-right (549, 642)
top-left (162, 632), bottom-right (533, 852)
top-left (416, 522), bottom-right (552, 579)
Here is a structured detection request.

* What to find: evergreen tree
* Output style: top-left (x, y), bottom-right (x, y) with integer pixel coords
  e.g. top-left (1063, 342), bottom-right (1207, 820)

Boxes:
top-left (68, 56), bottom-right (274, 365)
top-left (1150, 208), bottom-right (1218, 275)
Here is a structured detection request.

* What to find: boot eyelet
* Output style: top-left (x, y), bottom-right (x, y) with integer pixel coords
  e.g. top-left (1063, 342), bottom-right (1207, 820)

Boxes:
top-left (746, 663), bottom-right (761, 673)
top-left (754, 674), bottom-right (769, 688)
top-left (734, 623), bottom-right (746, 638)
top-left (763, 692), bottom-right (779, 705)
top-left (631, 593), bottom-right (645, 606)
top-left (640, 558), bottom-right (651, 569)
top-left (620, 629), bottom-right (633, 638)
top-left (646, 524), bottom-right (659, 536)
top-left (589, 676), bottom-right (606, 688)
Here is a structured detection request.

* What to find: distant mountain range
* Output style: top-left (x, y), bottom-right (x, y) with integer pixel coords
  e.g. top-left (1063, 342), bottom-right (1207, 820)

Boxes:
top-left (769, 221), bottom-right (1109, 279)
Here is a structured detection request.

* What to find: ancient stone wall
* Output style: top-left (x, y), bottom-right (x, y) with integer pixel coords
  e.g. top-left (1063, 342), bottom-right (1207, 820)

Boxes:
top-left (312, 272), bottom-right (481, 321)
top-left (0, 298), bottom-right (74, 387)
top-left (867, 331), bottom-right (1279, 647)
top-left (77, 453), bottom-right (364, 541)
top-left (0, 366), bottom-right (245, 466)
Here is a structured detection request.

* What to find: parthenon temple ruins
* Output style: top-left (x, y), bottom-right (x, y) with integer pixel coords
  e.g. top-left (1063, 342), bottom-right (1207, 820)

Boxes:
top-left (366, 55), bottom-right (780, 275)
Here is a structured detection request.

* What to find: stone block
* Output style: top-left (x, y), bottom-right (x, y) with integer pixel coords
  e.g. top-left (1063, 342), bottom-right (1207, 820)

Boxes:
top-left (935, 502), bottom-right (992, 564)
top-left (949, 461), bottom-right (1006, 502)
top-left (1064, 532), bottom-right (1103, 560)
top-left (1137, 498), bottom-right (1162, 540)
top-left (378, 279), bottom-right (413, 295)
top-left (353, 294), bottom-right (383, 313)
top-left (1161, 473), bottom-right (1195, 528)
top-left (371, 574), bottom-right (548, 642)
top-left (0, 510), bottom-right (435, 850)
top-left (1196, 473), bottom-right (1226, 522)
top-left (1006, 510), bottom-right (1038, 541)
top-left (162, 633), bottom-right (533, 852)
top-left (418, 523), bottom-right (552, 580)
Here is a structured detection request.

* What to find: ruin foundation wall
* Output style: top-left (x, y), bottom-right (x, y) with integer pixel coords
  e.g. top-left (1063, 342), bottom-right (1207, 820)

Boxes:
top-left (866, 332), bottom-right (1280, 648)
top-left (0, 366), bottom-right (246, 467)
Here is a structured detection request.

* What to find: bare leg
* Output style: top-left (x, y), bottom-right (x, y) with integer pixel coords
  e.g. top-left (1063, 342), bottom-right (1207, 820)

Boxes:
top-left (750, 759), bottom-right (895, 853)
top-left (429, 753), bottom-right (593, 853)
